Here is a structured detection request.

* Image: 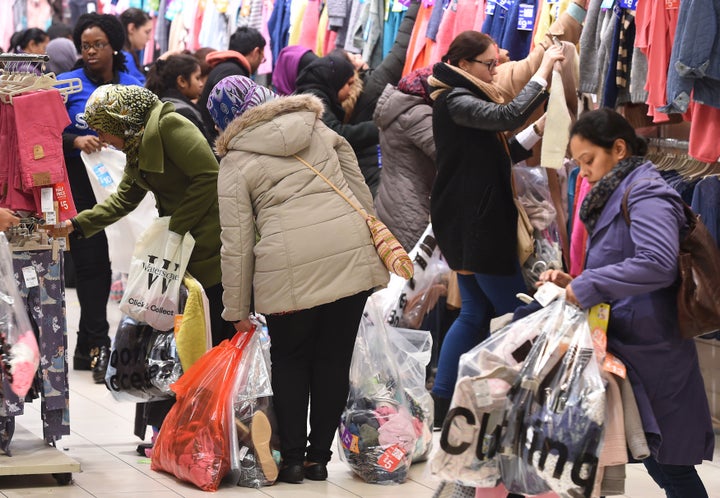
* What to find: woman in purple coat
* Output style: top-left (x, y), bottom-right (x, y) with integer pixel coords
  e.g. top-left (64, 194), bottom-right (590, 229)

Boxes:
top-left (539, 109), bottom-right (713, 497)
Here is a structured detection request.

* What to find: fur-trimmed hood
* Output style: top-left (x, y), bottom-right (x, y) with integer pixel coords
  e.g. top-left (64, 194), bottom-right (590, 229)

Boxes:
top-left (215, 94), bottom-right (325, 157)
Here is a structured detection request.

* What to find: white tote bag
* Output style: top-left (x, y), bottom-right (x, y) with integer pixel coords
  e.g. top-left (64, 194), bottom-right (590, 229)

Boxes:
top-left (120, 217), bottom-right (195, 331)
top-left (81, 149), bottom-right (158, 274)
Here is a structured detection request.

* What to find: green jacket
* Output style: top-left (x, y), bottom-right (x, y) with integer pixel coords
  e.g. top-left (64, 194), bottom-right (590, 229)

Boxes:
top-left (74, 101), bottom-right (222, 288)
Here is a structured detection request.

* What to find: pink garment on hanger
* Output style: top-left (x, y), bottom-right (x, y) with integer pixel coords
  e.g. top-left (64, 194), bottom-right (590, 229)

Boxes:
top-left (324, 29), bottom-right (338, 55)
top-left (570, 176), bottom-right (591, 277)
top-left (634, 0), bottom-right (679, 123)
top-left (1, 104), bottom-right (36, 212)
top-left (258, 0), bottom-right (274, 74)
top-left (298, 0), bottom-right (320, 50)
top-left (26, 0), bottom-right (53, 30)
top-left (12, 90), bottom-right (70, 191)
top-left (689, 102), bottom-right (720, 163)
top-left (432, 0), bottom-right (485, 64)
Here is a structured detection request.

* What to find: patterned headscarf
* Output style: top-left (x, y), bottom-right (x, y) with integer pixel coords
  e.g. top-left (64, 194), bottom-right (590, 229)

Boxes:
top-left (85, 84), bottom-right (159, 168)
top-left (397, 66), bottom-right (434, 106)
top-left (207, 75), bottom-right (277, 131)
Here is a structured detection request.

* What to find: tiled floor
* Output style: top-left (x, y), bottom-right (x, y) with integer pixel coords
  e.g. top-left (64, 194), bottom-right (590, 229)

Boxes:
top-left (1, 288), bottom-right (719, 497)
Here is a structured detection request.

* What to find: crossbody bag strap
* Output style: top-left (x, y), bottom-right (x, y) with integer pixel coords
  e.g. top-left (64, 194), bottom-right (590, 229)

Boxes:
top-left (292, 154), bottom-right (368, 218)
top-left (621, 178), bottom-right (659, 226)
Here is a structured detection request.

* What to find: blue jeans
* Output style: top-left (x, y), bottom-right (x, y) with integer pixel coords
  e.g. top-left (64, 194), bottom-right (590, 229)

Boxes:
top-left (643, 457), bottom-right (708, 498)
top-left (431, 269), bottom-right (525, 399)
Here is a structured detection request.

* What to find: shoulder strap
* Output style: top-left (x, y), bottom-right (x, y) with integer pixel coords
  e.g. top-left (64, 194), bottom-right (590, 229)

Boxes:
top-left (621, 178), bottom-right (658, 226)
top-left (292, 154), bottom-right (368, 218)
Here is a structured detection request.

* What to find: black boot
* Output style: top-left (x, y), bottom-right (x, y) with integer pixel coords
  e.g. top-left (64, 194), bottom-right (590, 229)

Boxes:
top-left (90, 346), bottom-right (109, 384)
top-left (432, 393), bottom-right (451, 430)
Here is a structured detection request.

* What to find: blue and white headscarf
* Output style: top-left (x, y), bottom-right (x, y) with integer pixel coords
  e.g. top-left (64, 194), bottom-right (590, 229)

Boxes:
top-left (206, 75), bottom-right (277, 131)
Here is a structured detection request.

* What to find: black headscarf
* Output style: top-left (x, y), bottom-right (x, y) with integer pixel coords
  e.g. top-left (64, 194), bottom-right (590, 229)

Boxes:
top-left (295, 54), bottom-right (355, 118)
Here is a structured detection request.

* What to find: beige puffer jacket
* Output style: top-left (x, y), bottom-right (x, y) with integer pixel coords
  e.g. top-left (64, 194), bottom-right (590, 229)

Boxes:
top-left (215, 94), bottom-right (389, 321)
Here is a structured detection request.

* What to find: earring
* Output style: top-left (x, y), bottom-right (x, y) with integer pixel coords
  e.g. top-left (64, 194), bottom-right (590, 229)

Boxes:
top-left (113, 50), bottom-right (118, 55)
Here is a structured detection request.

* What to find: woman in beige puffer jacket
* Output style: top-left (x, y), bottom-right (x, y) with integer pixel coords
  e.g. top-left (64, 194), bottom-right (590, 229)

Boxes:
top-left (209, 76), bottom-right (389, 483)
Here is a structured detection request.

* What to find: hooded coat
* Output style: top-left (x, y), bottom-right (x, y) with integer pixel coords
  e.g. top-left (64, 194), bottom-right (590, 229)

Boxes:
top-left (214, 94), bottom-right (389, 322)
top-left (373, 83), bottom-right (435, 251)
top-left (571, 162), bottom-right (715, 465)
top-left (73, 101), bottom-right (222, 289)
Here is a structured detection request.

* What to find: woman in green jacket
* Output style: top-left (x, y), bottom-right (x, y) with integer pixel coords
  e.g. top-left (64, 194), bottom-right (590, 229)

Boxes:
top-left (58, 84), bottom-right (234, 347)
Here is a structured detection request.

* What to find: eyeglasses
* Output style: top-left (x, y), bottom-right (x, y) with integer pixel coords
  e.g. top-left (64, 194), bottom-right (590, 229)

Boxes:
top-left (81, 41), bottom-right (110, 52)
top-left (469, 58), bottom-right (498, 71)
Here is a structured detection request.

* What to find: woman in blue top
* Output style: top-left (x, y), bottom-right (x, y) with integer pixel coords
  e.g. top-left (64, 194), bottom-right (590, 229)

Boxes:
top-left (58, 13), bottom-right (141, 384)
top-left (119, 8), bottom-right (152, 85)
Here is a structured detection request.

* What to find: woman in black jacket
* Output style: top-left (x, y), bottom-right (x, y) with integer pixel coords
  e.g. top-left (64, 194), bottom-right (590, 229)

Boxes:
top-left (295, 55), bottom-right (381, 196)
top-left (429, 31), bottom-right (564, 426)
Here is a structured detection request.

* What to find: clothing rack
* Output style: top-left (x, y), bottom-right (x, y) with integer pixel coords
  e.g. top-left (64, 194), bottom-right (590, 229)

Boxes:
top-left (642, 136), bottom-right (720, 179)
top-left (0, 52), bottom-right (80, 484)
top-left (0, 53), bottom-right (82, 104)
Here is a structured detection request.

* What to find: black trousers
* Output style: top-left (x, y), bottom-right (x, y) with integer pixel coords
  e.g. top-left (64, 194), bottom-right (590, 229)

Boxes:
top-left (204, 283), bottom-right (236, 347)
top-left (266, 291), bottom-right (370, 465)
top-left (67, 155), bottom-right (111, 351)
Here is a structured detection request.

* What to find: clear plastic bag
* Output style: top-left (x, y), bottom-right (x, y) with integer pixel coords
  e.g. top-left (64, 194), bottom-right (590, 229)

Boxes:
top-left (429, 300), bottom-right (566, 488)
top-left (501, 301), bottom-right (606, 498)
top-left (513, 166), bottom-right (563, 290)
top-left (379, 225), bottom-right (451, 329)
top-left (338, 295), bottom-right (420, 484)
top-left (227, 322), bottom-right (280, 488)
top-left (386, 326), bottom-right (433, 462)
top-left (0, 233), bottom-right (39, 400)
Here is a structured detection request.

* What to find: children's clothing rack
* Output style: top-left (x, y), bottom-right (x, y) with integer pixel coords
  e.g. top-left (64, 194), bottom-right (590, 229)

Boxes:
top-left (0, 52), bottom-right (80, 486)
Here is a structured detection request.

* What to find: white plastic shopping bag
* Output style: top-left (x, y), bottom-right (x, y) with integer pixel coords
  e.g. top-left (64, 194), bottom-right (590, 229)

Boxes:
top-left (81, 149), bottom-right (158, 273)
top-left (120, 217), bottom-right (195, 331)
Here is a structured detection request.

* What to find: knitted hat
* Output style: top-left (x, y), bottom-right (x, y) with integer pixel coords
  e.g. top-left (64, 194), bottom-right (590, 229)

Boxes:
top-left (206, 75), bottom-right (277, 131)
top-left (397, 67), bottom-right (433, 106)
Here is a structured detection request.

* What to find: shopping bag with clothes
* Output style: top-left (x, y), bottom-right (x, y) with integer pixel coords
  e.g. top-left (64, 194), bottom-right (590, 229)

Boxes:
top-left (81, 149), bottom-right (158, 274)
top-left (378, 224), bottom-right (451, 329)
top-left (151, 331), bottom-right (254, 491)
top-left (227, 323), bottom-right (280, 488)
top-left (104, 314), bottom-right (183, 402)
top-left (501, 300), bottom-right (606, 498)
top-left (338, 295), bottom-right (422, 484)
top-left (429, 300), bottom-right (566, 488)
top-left (385, 326), bottom-right (434, 462)
top-left (120, 216), bottom-right (195, 331)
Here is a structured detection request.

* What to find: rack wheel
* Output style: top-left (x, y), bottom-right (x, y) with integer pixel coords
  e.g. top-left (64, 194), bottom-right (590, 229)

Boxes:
top-left (53, 472), bottom-right (72, 485)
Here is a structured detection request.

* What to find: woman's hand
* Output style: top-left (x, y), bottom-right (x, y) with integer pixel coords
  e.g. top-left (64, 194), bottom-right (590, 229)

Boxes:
top-left (74, 135), bottom-right (103, 154)
top-left (0, 208), bottom-right (19, 231)
top-left (565, 283), bottom-right (581, 307)
top-left (538, 44), bottom-right (565, 81)
top-left (233, 319), bottom-right (254, 333)
top-left (536, 269), bottom-right (573, 288)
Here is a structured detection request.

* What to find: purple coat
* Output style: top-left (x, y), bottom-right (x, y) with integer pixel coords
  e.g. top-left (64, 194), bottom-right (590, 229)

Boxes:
top-left (572, 162), bottom-right (715, 466)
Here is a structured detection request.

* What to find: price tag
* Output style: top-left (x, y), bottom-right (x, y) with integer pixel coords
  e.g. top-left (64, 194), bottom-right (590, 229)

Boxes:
top-left (54, 183), bottom-right (73, 215)
top-left (665, 0), bottom-right (679, 8)
top-left (41, 187), bottom-right (54, 213)
top-left (485, 1), bottom-right (496, 15)
top-left (618, 0), bottom-right (637, 9)
top-left (517, 4), bottom-right (534, 31)
top-left (377, 445), bottom-right (406, 472)
top-left (495, 0), bottom-right (511, 10)
top-left (474, 379), bottom-right (492, 408)
top-left (92, 163), bottom-right (115, 188)
top-left (600, 0), bottom-right (614, 9)
top-left (45, 211), bottom-right (57, 225)
top-left (534, 282), bottom-right (564, 307)
top-left (22, 266), bottom-right (39, 288)
top-left (174, 314), bottom-right (184, 334)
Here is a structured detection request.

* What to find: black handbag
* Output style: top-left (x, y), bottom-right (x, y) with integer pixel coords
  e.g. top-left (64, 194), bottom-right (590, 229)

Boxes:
top-left (622, 182), bottom-right (720, 339)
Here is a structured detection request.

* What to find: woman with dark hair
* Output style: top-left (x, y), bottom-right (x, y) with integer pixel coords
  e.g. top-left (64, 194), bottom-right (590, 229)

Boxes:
top-left (119, 8), bottom-right (152, 84)
top-left (58, 13), bottom-right (141, 383)
top-left (10, 28), bottom-right (49, 54)
top-left (539, 108), bottom-right (713, 498)
top-left (192, 47), bottom-right (216, 87)
top-left (145, 54), bottom-right (211, 144)
top-left (428, 30), bottom-right (564, 425)
top-left (295, 55), bottom-right (381, 195)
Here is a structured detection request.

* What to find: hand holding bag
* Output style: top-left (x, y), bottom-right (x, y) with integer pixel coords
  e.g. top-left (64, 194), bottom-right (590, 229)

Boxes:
top-left (120, 217), bottom-right (195, 331)
top-left (293, 154), bottom-right (414, 280)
